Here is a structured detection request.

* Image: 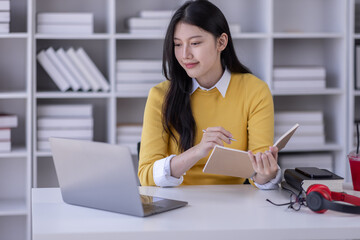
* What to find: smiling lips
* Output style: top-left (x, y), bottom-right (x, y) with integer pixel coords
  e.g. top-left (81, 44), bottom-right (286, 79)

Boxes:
top-left (185, 62), bottom-right (198, 69)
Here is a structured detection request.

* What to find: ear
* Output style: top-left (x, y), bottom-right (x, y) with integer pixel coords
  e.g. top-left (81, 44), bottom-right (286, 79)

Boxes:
top-left (217, 33), bottom-right (228, 52)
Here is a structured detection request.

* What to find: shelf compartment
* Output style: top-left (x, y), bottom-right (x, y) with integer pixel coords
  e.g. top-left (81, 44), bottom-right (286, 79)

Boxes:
top-left (0, 216), bottom-right (27, 240)
top-left (36, 156), bottom-right (59, 188)
top-left (35, 33), bottom-right (110, 40)
top-left (0, 158), bottom-right (27, 200)
top-left (273, 0), bottom-right (346, 34)
top-left (273, 38), bottom-right (346, 89)
top-left (36, 92), bottom-right (111, 99)
top-left (0, 38), bottom-right (28, 92)
top-left (36, 39), bottom-right (110, 93)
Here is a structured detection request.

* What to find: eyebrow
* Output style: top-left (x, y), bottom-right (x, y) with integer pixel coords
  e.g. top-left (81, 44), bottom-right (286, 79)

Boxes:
top-left (173, 35), bottom-right (203, 40)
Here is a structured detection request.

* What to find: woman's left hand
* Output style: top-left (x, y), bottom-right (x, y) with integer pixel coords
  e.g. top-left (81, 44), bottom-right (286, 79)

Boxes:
top-left (248, 146), bottom-right (279, 185)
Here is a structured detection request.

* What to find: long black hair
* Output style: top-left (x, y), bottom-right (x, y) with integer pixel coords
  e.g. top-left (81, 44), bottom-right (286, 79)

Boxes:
top-left (162, 0), bottom-right (251, 152)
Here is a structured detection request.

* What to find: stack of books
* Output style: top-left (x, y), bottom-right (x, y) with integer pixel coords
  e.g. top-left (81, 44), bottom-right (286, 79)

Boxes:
top-left (275, 111), bottom-right (325, 148)
top-left (116, 59), bottom-right (163, 96)
top-left (279, 153), bottom-right (333, 175)
top-left (0, 113), bottom-right (18, 152)
top-left (126, 10), bottom-right (173, 35)
top-left (116, 123), bottom-right (142, 155)
top-left (37, 12), bottom-right (93, 34)
top-left (0, 0), bottom-right (10, 33)
top-left (37, 47), bottom-right (110, 92)
top-left (273, 66), bottom-right (326, 90)
top-left (37, 104), bottom-right (93, 151)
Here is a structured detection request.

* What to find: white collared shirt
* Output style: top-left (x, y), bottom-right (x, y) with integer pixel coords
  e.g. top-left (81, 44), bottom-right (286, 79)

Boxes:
top-left (152, 69), bottom-right (281, 189)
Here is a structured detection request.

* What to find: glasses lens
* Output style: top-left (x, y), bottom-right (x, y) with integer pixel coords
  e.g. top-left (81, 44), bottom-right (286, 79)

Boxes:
top-left (290, 194), bottom-right (301, 211)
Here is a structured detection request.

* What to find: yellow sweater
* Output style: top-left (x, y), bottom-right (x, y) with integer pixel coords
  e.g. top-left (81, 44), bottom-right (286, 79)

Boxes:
top-left (139, 73), bottom-right (274, 186)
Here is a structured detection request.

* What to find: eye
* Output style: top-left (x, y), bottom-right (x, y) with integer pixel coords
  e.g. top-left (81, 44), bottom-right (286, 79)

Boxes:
top-left (191, 42), bottom-right (201, 46)
top-left (174, 43), bottom-right (182, 47)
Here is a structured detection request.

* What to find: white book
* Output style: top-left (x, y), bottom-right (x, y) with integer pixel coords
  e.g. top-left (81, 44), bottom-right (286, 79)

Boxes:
top-left (275, 111), bottom-right (323, 124)
top-left (37, 24), bottom-right (93, 34)
top-left (116, 83), bottom-right (155, 92)
top-left (0, 12), bottom-right (10, 22)
top-left (0, 114), bottom-right (18, 128)
top-left (37, 129), bottom-right (93, 140)
top-left (76, 48), bottom-right (110, 92)
top-left (273, 80), bottom-right (326, 89)
top-left (0, 141), bottom-right (10, 152)
top-left (277, 135), bottom-right (325, 146)
top-left (37, 140), bottom-right (51, 151)
top-left (129, 28), bottom-right (166, 35)
top-left (356, 46), bottom-right (360, 90)
top-left (117, 135), bottom-right (142, 143)
top-left (37, 104), bottom-right (92, 117)
top-left (117, 124), bottom-right (142, 135)
top-left (127, 17), bottom-right (170, 29)
top-left (46, 47), bottom-right (81, 91)
top-left (139, 10), bottom-right (174, 19)
top-left (0, 1), bottom-right (10, 11)
top-left (0, 128), bottom-right (10, 140)
top-left (37, 50), bottom-right (71, 92)
top-left (273, 66), bottom-right (326, 79)
top-left (37, 117), bottom-right (93, 129)
top-left (116, 60), bottom-right (162, 72)
top-left (37, 12), bottom-right (93, 24)
top-left (116, 72), bottom-right (163, 83)
top-left (0, 23), bottom-right (9, 33)
top-left (56, 48), bottom-right (90, 91)
top-left (275, 124), bottom-right (324, 136)
top-left (66, 48), bottom-right (101, 91)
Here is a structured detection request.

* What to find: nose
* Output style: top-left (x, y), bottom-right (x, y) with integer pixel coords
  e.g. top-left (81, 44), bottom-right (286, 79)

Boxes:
top-left (182, 44), bottom-right (192, 59)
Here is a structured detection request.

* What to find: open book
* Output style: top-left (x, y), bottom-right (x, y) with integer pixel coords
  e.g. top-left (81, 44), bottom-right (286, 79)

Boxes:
top-left (202, 123), bottom-right (299, 178)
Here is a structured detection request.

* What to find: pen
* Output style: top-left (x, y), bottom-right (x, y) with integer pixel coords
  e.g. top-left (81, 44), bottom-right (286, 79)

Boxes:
top-left (202, 129), bottom-right (237, 142)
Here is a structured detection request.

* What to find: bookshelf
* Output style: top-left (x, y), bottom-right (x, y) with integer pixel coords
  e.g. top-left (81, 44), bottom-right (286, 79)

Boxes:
top-left (0, 0), bottom-right (353, 239)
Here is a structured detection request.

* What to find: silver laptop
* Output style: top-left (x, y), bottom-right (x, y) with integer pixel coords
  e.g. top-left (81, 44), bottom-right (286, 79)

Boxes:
top-left (49, 137), bottom-right (187, 217)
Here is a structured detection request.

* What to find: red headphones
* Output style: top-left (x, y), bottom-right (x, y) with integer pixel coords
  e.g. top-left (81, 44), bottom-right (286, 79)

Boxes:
top-left (306, 184), bottom-right (360, 214)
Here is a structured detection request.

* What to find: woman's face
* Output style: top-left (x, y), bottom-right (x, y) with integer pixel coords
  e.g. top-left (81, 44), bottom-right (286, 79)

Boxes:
top-left (173, 22), bottom-right (224, 83)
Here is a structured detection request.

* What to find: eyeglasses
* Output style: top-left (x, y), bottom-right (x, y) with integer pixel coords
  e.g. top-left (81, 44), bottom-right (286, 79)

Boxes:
top-left (266, 188), bottom-right (307, 211)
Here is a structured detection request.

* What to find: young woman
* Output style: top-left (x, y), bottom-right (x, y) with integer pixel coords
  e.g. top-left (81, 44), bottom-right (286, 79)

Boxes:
top-left (138, 0), bottom-right (281, 189)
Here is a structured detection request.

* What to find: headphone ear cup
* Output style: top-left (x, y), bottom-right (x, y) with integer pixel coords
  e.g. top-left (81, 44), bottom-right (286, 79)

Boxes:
top-left (307, 184), bottom-right (331, 196)
top-left (306, 191), bottom-right (328, 213)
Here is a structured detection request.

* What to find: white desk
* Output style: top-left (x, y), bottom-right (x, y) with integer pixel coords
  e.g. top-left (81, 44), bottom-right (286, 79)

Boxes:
top-left (32, 185), bottom-right (360, 240)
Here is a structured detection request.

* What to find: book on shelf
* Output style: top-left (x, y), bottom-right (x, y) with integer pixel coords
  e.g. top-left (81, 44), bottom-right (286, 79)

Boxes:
top-left (46, 47), bottom-right (81, 91)
top-left (38, 117), bottom-right (93, 129)
top-left (275, 111), bottom-right (323, 124)
top-left (127, 17), bottom-right (170, 29)
top-left (273, 66), bottom-right (326, 79)
top-left (76, 48), bottom-right (110, 92)
top-left (37, 50), bottom-right (71, 92)
top-left (356, 46), bottom-right (360, 90)
top-left (37, 140), bottom-right (51, 151)
top-left (116, 72), bottom-right (164, 83)
top-left (275, 123), bottom-right (324, 136)
top-left (0, 1), bottom-right (10, 11)
top-left (37, 104), bottom-right (93, 117)
top-left (37, 24), bottom-right (93, 34)
top-left (202, 124), bottom-right (299, 178)
top-left (0, 140), bottom-right (10, 152)
top-left (56, 48), bottom-right (90, 91)
top-left (273, 80), bottom-right (326, 90)
top-left (66, 48), bottom-right (101, 91)
top-left (0, 114), bottom-right (18, 128)
top-left (283, 168), bottom-right (343, 192)
top-left (116, 59), bottom-right (162, 72)
top-left (128, 28), bottom-right (166, 35)
top-left (0, 23), bottom-right (9, 33)
top-left (116, 83), bottom-right (155, 92)
top-left (276, 135), bottom-right (325, 146)
top-left (37, 129), bottom-right (93, 140)
top-left (37, 12), bottom-right (93, 24)
top-left (0, 128), bottom-right (10, 140)
top-left (139, 10), bottom-right (174, 19)
top-left (0, 12), bottom-right (10, 22)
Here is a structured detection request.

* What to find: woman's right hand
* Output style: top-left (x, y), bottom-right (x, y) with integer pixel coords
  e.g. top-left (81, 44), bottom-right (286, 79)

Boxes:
top-left (194, 126), bottom-right (233, 159)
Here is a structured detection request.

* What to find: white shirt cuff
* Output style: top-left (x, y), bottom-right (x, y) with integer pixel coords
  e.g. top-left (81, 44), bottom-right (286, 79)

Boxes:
top-left (153, 155), bottom-right (183, 187)
top-left (252, 166), bottom-right (282, 190)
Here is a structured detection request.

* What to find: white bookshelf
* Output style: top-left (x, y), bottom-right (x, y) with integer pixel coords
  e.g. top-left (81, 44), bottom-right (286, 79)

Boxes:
top-left (0, 0), bottom-right (353, 239)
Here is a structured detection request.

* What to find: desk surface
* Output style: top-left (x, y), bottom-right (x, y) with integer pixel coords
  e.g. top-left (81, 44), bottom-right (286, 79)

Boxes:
top-left (32, 184), bottom-right (360, 240)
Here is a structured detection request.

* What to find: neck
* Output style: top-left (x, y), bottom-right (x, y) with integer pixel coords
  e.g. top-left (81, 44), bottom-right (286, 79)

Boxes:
top-left (196, 62), bottom-right (224, 89)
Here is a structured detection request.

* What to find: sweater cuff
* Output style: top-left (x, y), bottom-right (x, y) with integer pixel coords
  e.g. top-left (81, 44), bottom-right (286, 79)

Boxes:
top-left (252, 166), bottom-right (282, 190)
top-left (153, 155), bottom-right (183, 187)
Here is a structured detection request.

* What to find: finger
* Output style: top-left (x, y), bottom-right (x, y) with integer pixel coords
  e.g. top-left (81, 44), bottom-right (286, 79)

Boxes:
top-left (269, 146), bottom-right (279, 160)
top-left (256, 152), bottom-right (264, 170)
top-left (261, 152), bottom-right (271, 173)
top-left (206, 136), bottom-right (224, 147)
top-left (204, 131), bottom-right (231, 144)
top-left (248, 151), bottom-right (258, 170)
top-left (206, 126), bottom-right (233, 139)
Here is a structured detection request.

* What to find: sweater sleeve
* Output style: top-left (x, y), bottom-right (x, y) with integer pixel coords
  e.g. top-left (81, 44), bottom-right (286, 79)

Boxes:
top-left (246, 78), bottom-right (274, 154)
top-left (138, 83), bottom-right (171, 186)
